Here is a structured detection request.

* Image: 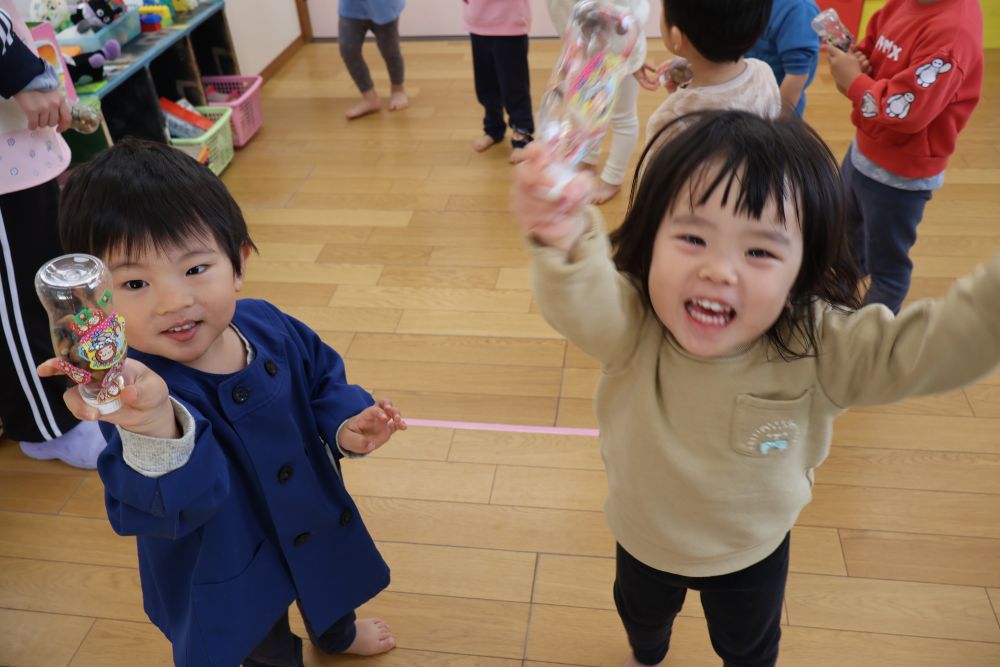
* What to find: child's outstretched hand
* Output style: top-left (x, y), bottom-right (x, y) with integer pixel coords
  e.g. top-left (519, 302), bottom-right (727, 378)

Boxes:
top-left (510, 143), bottom-right (593, 252)
top-left (634, 64), bottom-right (660, 91)
top-left (37, 357), bottom-right (178, 439)
top-left (339, 399), bottom-right (407, 455)
top-left (822, 43), bottom-right (863, 95)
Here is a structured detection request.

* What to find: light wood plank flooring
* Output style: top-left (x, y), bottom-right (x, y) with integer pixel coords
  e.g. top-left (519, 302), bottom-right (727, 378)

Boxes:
top-left (2, 39), bottom-right (999, 667)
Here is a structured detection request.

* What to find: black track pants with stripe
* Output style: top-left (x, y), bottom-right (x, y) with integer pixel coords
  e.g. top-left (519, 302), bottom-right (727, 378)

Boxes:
top-left (0, 179), bottom-right (79, 442)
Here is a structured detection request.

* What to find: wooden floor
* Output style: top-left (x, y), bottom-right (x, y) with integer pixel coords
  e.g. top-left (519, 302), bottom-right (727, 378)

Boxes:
top-left (2, 39), bottom-right (999, 667)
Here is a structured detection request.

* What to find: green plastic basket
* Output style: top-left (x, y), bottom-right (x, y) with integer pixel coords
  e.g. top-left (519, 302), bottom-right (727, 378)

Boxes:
top-left (170, 106), bottom-right (234, 176)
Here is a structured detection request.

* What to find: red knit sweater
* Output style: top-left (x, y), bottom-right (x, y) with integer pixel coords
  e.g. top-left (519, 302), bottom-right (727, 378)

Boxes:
top-left (847, 0), bottom-right (983, 179)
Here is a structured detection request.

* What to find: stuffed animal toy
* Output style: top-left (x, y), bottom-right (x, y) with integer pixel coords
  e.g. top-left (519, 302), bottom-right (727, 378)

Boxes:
top-left (69, 0), bottom-right (122, 32)
top-left (65, 38), bottom-right (121, 85)
top-left (29, 0), bottom-right (71, 29)
top-left (88, 0), bottom-right (122, 25)
top-left (69, 2), bottom-right (103, 32)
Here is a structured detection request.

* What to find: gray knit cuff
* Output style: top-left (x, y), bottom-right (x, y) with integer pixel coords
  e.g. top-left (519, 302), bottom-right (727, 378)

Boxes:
top-left (335, 419), bottom-right (368, 459)
top-left (118, 398), bottom-right (196, 478)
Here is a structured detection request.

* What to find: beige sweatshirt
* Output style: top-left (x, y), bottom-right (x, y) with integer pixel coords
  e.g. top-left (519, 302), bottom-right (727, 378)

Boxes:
top-left (531, 208), bottom-right (1000, 577)
top-left (645, 57), bottom-right (781, 150)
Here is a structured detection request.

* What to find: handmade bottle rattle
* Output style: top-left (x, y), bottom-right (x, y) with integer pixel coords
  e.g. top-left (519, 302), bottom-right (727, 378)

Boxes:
top-left (657, 56), bottom-right (694, 88)
top-left (35, 254), bottom-right (127, 414)
top-left (70, 105), bottom-right (102, 134)
top-left (811, 8), bottom-right (855, 52)
top-left (536, 0), bottom-right (640, 195)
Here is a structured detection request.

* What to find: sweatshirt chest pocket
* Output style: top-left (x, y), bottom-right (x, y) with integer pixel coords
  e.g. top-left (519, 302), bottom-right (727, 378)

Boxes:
top-left (730, 389), bottom-right (812, 458)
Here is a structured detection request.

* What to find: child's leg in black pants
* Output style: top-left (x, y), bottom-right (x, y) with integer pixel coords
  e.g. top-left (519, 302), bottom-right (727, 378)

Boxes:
top-left (614, 534), bottom-right (789, 666)
top-left (470, 33), bottom-right (507, 144)
top-left (243, 606), bottom-right (356, 667)
top-left (489, 34), bottom-right (533, 147)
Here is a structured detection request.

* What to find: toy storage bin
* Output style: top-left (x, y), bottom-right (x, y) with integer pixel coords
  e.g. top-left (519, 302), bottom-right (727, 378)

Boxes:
top-left (202, 75), bottom-right (264, 147)
top-left (57, 9), bottom-right (141, 52)
top-left (170, 106), bottom-right (234, 176)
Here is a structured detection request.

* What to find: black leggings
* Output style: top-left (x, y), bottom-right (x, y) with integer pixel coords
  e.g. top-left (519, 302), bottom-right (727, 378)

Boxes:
top-left (338, 16), bottom-right (404, 93)
top-left (470, 33), bottom-right (534, 146)
top-left (614, 534), bottom-right (789, 667)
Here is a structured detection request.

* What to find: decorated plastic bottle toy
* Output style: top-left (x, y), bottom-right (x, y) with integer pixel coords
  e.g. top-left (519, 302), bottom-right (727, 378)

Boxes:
top-left (657, 56), bottom-right (694, 88)
top-left (35, 254), bottom-right (127, 414)
top-left (70, 105), bottom-right (101, 134)
top-left (811, 8), bottom-right (855, 52)
top-left (536, 0), bottom-right (640, 194)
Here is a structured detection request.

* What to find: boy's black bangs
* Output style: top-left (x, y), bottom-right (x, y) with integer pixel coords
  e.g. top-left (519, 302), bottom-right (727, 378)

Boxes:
top-left (59, 138), bottom-right (255, 274)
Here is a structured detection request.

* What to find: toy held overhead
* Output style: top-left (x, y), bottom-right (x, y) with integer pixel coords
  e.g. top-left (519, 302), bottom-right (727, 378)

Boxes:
top-left (537, 0), bottom-right (640, 193)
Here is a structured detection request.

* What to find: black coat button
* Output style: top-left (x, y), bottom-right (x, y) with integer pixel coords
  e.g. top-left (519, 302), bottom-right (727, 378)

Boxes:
top-left (293, 532), bottom-right (311, 547)
top-left (339, 509), bottom-right (353, 527)
top-left (264, 360), bottom-right (278, 376)
top-left (278, 465), bottom-right (293, 483)
top-left (232, 386), bottom-right (249, 404)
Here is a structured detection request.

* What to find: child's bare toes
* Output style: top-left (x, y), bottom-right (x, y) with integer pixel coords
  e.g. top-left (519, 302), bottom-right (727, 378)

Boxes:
top-left (343, 618), bottom-right (396, 656)
top-left (345, 97), bottom-right (381, 120)
top-left (473, 134), bottom-right (500, 152)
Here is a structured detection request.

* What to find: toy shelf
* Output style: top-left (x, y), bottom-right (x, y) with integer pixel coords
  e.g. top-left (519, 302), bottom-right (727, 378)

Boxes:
top-left (70, 0), bottom-right (239, 156)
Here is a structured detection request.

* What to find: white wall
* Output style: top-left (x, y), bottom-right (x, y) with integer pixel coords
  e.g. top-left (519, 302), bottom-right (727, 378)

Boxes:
top-left (226, 0), bottom-right (302, 75)
top-left (308, 0), bottom-right (662, 39)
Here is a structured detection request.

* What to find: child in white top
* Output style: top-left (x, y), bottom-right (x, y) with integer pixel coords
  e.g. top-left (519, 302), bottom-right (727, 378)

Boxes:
top-left (645, 0), bottom-right (780, 153)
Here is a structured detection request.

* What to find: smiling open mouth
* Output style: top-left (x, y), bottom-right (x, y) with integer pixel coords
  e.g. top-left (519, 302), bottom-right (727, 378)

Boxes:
top-left (685, 298), bottom-right (736, 326)
top-left (165, 322), bottom-right (198, 333)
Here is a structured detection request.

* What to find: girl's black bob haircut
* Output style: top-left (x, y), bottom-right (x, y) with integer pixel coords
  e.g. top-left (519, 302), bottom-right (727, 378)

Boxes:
top-left (612, 110), bottom-right (862, 359)
top-left (59, 137), bottom-right (256, 275)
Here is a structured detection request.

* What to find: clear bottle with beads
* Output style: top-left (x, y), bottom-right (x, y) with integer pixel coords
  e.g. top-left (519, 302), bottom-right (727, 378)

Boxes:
top-left (537, 0), bottom-right (640, 195)
top-left (35, 254), bottom-right (127, 414)
top-left (811, 8), bottom-right (855, 52)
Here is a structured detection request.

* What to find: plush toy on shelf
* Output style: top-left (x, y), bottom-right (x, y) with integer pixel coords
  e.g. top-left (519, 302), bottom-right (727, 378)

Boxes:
top-left (65, 38), bottom-right (121, 85)
top-left (69, 0), bottom-right (123, 33)
top-left (29, 0), bottom-right (72, 30)
top-left (88, 0), bottom-right (123, 25)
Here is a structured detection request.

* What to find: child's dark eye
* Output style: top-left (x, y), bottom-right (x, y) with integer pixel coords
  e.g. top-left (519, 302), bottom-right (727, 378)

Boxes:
top-left (679, 234), bottom-right (705, 246)
top-left (186, 264), bottom-right (208, 276)
top-left (122, 279), bottom-right (146, 290)
top-left (748, 248), bottom-right (777, 259)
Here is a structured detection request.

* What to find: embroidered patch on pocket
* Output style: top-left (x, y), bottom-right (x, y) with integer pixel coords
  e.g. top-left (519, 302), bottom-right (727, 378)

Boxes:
top-left (743, 419), bottom-right (800, 456)
top-left (730, 390), bottom-right (811, 458)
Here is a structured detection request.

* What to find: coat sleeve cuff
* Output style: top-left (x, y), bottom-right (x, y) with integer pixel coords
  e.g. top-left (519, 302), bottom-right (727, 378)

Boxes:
top-left (118, 398), bottom-right (196, 478)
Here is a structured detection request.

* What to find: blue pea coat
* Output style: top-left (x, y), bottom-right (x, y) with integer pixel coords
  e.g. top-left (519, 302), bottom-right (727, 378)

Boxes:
top-left (98, 299), bottom-right (389, 667)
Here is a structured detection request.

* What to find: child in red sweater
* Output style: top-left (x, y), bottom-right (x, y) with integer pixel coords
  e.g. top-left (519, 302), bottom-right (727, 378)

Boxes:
top-left (825, 0), bottom-right (983, 312)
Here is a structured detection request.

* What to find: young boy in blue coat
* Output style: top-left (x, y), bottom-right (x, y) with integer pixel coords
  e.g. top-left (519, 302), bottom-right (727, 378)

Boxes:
top-left (39, 138), bottom-right (405, 667)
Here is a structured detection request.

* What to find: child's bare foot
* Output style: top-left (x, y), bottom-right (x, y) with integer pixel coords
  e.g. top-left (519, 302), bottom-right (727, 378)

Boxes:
top-left (388, 85), bottom-right (409, 111)
top-left (592, 179), bottom-right (621, 204)
top-left (622, 654), bottom-right (661, 667)
top-left (509, 147), bottom-right (528, 164)
top-left (473, 134), bottom-right (500, 152)
top-left (343, 618), bottom-right (395, 656)
top-left (346, 90), bottom-right (381, 120)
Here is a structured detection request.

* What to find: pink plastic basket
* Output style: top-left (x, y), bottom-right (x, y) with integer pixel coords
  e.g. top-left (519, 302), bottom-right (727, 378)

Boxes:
top-left (202, 75), bottom-right (264, 148)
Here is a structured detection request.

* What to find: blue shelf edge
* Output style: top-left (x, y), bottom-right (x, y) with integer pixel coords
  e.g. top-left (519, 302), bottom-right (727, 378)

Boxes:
top-left (87, 0), bottom-right (225, 100)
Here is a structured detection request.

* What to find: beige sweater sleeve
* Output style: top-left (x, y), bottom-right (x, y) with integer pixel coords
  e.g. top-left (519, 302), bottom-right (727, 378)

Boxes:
top-left (530, 207), bottom-right (647, 369)
top-left (816, 255), bottom-right (1000, 408)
